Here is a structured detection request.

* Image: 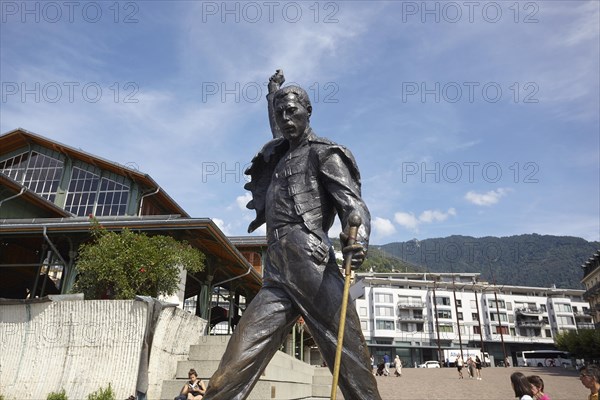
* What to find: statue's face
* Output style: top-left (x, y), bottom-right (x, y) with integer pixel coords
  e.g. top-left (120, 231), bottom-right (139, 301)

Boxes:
top-left (274, 93), bottom-right (310, 144)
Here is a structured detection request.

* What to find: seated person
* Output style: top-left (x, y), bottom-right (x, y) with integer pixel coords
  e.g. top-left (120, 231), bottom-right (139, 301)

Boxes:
top-left (175, 369), bottom-right (206, 400)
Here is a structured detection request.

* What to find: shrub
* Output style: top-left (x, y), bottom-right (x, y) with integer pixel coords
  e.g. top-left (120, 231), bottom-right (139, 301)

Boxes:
top-left (86, 384), bottom-right (115, 400)
top-left (74, 217), bottom-right (205, 299)
top-left (47, 389), bottom-right (68, 400)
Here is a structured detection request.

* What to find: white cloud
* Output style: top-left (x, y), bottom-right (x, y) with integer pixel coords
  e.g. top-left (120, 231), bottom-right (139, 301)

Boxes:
top-left (394, 212), bottom-right (420, 231)
top-left (236, 193), bottom-right (252, 211)
top-left (465, 189), bottom-right (511, 206)
top-left (372, 217), bottom-right (396, 237)
top-left (419, 208), bottom-right (456, 223)
top-left (394, 208), bottom-right (457, 232)
top-left (212, 218), bottom-right (231, 235)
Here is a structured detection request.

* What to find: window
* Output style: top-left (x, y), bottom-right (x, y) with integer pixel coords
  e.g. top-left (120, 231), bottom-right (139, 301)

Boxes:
top-left (555, 304), bottom-right (572, 313)
top-left (495, 326), bottom-right (509, 335)
top-left (413, 310), bottom-right (423, 319)
top-left (490, 312), bottom-right (508, 322)
top-left (376, 320), bottom-right (395, 330)
top-left (359, 307), bottom-right (367, 317)
top-left (1, 150), bottom-right (64, 202)
top-left (376, 306), bottom-right (394, 317)
top-left (456, 299), bottom-right (462, 307)
top-left (545, 329), bottom-right (552, 337)
top-left (489, 299), bottom-right (506, 309)
top-left (472, 313), bottom-right (479, 320)
top-left (360, 320), bottom-right (368, 330)
top-left (510, 327), bottom-right (515, 336)
top-left (437, 310), bottom-right (452, 319)
top-left (457, 312), bottom-right (463, 321)
top-left (540, 304), bottom-right (547, 312)
top-left (506, 302), bottom-right (513, 311)
top-left (65, 167), bottom-right (99, 216)
top-left (473, 326), bottom-right (481, 334)
top-left (438, 325), bottom-right (453, 333)
top-left (399, 322), bottom-right (423, 332)
top-left (556, 316), bottom-right (574, 326)
top-left (375, 293), bottom-right (393, 303)
top-left (95, 177), bottom-right (130, 216)
top-left (436, 297), bottom-right (451, 306)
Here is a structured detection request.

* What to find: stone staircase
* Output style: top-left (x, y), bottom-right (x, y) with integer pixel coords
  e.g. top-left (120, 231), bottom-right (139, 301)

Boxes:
top-left (159, 335), bottom-right (333, 400)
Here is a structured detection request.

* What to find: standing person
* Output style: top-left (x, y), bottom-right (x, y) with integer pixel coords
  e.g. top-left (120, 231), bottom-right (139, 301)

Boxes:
top-left (371, 354), bottom-right (376, 375)
top-left (394, 355), bottom-right (403, 377)
top-left (527, 375), bottom-right (550, 400)
top-left (580, 365), bottom-right (600, 400)
top-left (511, 372), bottom-right (534, 400)
top-left (475, 355), bottom-right (483, 380)
top-left (467, 356), bottom-right (475, 379)
top-left (456, 355), bottom-right (464, 379)
top-left (383, 354), bottom-right (391, 377)
top-left (201, 73), bottom-right (381, 400)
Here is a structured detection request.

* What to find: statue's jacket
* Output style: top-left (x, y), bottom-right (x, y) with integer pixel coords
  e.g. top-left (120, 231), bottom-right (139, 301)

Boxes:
top-left (244, 129), bottom-right (371, 267)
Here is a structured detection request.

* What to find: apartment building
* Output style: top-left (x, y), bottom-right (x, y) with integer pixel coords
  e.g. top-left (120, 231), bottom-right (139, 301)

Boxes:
top-left (354, 272), bottom-right (593, 367)
top-left (582, 250), bottom-right (600, 328)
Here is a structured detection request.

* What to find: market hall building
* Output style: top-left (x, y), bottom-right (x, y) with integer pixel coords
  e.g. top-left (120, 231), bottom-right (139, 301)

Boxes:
top-left (0, 128), bottom-right (265, 333)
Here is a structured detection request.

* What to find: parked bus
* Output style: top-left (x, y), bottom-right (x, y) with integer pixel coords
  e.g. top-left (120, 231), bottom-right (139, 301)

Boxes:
top-left (516, 350), bottom-right (573, 367)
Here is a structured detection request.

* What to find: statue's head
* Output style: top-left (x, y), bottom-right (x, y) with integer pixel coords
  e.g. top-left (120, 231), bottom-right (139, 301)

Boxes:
top-left (273, 85), bottom-right (313, 145)
top-left (273, 85), bottom-right (312, 116)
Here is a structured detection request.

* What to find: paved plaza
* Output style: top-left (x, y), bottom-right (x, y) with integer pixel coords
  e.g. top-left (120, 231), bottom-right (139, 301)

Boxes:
top-left (339, 366), bottom-right (587, 399)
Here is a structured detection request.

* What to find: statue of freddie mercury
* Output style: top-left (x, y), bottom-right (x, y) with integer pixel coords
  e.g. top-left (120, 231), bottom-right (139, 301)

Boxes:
top-left (202, 70), bottom-right (382, 400)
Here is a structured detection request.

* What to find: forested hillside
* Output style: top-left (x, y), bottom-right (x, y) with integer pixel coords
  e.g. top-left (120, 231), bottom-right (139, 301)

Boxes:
top-left (369, 234), bottom-right (599, 289)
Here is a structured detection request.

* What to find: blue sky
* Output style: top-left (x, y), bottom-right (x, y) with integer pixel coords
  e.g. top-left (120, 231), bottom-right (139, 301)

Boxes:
top-left (1, 0), bottom-right (599, 244)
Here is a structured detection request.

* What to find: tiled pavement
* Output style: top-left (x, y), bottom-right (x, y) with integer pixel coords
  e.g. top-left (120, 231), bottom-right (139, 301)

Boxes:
top-left (343, 366), bottom-right (586, 399)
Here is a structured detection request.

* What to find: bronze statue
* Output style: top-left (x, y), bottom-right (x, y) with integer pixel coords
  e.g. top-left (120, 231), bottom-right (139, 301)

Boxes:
top-left (202, 70), bottom-right (381, 400)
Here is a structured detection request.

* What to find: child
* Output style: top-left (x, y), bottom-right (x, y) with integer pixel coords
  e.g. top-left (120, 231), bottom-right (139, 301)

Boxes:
top-left (527, 375), bottom-right (551, 400)
top-left (511, 372), bottom-right (534, 400)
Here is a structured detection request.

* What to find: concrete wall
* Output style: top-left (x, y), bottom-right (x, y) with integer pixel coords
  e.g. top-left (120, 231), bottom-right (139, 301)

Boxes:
top-left (0, 296), bottom-right (206, 400)
top-left (146, 306), bottom-right (206, 399)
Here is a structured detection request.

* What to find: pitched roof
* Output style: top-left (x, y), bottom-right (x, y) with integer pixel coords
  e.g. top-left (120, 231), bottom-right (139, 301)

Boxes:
top-left (1, 128), bottom-right (189, 217)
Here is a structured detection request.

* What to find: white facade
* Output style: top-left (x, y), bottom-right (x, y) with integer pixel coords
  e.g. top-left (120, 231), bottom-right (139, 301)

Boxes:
top-left (354, 272), bottom-right (593, 366)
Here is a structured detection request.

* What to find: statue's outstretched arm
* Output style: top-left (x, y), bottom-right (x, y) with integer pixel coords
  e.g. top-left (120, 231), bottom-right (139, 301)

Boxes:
top-left (267, 69), bottom-right (285, 139)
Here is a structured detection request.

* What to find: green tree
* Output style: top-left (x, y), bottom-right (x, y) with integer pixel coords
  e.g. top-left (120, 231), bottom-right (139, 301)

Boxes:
top-left (555, 329), bottom-right (600, 361)
top-left (74, 220), bottom-right (205, 299)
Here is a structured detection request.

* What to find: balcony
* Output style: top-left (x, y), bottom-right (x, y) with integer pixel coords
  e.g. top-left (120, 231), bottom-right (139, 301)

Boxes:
top-left (397, 315), bottom-right (426, 322)
top-left (516, 319), bottom-right (545, 328)
top-left (397, 301), bottom-right (425, 309)
top-left (515, 307), bottom-right (543, 315)
top-left (577, 322), bottom-right (597, 330)
top-left (574, 310), bottom-right (593, 317)
top-left (583, 281), bottom-right (600, 300)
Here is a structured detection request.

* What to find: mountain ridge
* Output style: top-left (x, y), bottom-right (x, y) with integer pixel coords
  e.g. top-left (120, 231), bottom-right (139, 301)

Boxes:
top-left (367, 233), bottom-right (599, 289)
